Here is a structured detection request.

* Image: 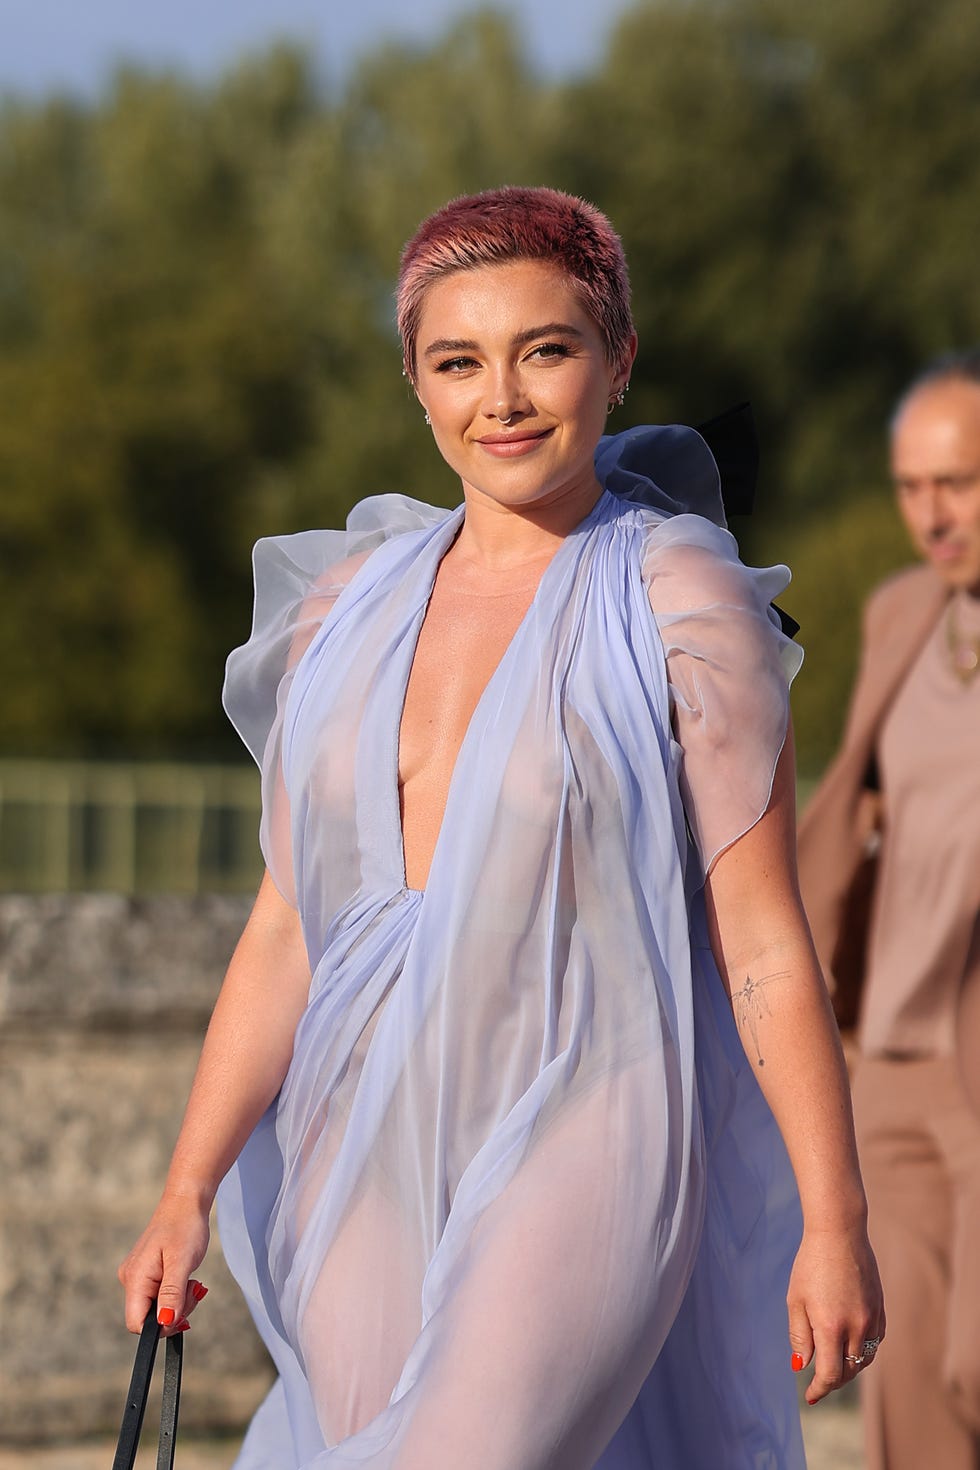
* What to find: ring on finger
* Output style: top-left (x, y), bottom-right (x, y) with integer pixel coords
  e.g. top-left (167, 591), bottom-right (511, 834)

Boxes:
top-left (844, 1335), bottom-right (882, 1367)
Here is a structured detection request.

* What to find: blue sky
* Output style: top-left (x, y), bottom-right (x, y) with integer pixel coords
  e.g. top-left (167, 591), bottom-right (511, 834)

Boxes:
top-left (2, 0), bottom-right (637, 97)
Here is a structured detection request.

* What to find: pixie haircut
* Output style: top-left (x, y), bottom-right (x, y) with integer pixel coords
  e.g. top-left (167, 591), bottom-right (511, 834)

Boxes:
top-left (397, 186), bottom-right (634, 383)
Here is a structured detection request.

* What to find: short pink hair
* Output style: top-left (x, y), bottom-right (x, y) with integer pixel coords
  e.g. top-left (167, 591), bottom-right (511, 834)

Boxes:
top-left (397, 186), bottom-right (634, 383)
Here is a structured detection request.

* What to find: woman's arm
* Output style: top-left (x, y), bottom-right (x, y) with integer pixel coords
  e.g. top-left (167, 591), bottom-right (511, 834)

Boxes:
top-left (702, 726), bottom-right (884, 1405)
top-left (118, 870), bottom-right (311, 1334)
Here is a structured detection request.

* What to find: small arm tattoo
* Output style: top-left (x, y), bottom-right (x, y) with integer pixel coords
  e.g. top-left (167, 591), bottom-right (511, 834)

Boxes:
top-left (730, 970), bottom-right (789, 1067)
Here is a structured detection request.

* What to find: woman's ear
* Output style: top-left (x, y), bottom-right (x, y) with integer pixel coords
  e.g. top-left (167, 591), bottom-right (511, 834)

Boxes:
top-left (610, 332), bottom-right (639, 397)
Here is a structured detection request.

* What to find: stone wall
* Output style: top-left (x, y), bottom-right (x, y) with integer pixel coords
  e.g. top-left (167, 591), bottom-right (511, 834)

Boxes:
top-left (0, 894), bottom-right (275, 1446)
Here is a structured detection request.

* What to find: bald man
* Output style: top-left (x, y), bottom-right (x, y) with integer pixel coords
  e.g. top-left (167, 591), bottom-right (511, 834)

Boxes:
top-left (798, 351), bottom-right (980, 1470)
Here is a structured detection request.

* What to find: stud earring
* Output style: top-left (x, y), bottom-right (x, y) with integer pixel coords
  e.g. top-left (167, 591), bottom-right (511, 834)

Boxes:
top-left (424, 410), bottom-right (431, 426)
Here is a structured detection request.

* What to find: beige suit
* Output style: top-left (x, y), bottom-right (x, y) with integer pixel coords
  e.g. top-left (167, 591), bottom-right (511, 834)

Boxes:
top-left (799, 564), bottom-right (980, 1470)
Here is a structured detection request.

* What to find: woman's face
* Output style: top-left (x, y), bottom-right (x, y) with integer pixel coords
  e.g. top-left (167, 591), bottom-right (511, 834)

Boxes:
top-left (414, 259), bottom-right (634, 514)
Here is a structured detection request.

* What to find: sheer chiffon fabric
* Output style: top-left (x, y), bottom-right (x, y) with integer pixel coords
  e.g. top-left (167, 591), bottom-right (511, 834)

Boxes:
top-left (218, 427), bottom-right (806, 1469)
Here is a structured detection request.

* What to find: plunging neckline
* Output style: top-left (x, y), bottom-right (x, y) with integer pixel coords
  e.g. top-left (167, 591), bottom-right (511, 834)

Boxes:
top-left (390, 495), bottom-right (609, 897)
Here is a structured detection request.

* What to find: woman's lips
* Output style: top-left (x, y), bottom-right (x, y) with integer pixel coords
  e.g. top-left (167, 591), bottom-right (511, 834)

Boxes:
top-left (475, 429), bottom-right (553, 457)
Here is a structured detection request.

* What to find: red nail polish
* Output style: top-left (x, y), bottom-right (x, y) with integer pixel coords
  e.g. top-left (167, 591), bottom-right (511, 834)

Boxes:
top-left (191, 1282), bottom-right (208, 1302)
top-left (791, 1352), bottom-right (804, 1372)
top-left (176, 1318), bottom-right (190, 1331)
top-left (157, 1307), bottom-right (175, 1326)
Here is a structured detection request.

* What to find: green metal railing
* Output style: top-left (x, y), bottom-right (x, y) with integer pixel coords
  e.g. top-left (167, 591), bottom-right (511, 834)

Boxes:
top-left (0, 759), bottom-right (822, 896)
top-left (0, 760), bottom-right (263, 893)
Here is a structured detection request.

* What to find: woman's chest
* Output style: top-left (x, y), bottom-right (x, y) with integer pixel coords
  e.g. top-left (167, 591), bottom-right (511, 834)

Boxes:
top-left (397, 579), bottom-right (538, 789)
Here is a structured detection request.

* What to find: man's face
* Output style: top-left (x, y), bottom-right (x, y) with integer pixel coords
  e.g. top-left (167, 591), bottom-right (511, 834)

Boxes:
top-left (891, 379), bottom-right (980, 595)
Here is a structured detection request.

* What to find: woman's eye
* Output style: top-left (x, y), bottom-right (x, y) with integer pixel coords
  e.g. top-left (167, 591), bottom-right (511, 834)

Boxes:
top-left (435, 356), bottom-right (479, 373)
top-left (529, 342), bottom-right (572, 361)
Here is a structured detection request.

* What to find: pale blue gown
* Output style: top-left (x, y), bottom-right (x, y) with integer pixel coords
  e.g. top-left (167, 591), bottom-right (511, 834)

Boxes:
top-left (217, 425), bottom-right (807, 1469)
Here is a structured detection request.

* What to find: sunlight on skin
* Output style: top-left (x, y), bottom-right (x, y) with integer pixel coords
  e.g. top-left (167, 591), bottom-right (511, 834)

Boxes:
top-left (413, 259), bottom-right (635, 563)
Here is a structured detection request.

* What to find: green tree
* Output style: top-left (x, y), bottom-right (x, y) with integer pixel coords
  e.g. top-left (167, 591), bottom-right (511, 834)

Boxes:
top-left (553, 0), bottom-right (980, 766)
top-left (2, 1), bottom-right (979, 771)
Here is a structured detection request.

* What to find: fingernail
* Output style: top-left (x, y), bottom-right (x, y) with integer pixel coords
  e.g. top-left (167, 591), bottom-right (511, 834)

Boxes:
top-left (176, 1318), bottom-right (190, 1332)
top-left (791, 1352), bottom-right (805, 1372)
top-left (191, 1282), bottom-right (208, 1302)
top-left (157, 1307), bottom-right (175, 1326)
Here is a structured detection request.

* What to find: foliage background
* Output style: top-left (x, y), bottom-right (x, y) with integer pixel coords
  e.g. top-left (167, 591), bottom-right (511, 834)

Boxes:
top-left (2, 0), bottom-right (978, 773)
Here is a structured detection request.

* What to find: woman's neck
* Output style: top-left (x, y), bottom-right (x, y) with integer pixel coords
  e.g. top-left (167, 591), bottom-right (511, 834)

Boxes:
top-left (453, 476), bottom-right (603, 571)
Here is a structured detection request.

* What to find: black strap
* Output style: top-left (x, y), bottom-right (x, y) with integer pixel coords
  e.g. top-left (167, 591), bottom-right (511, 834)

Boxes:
top-left (693, 402), bottom-right (800, 640)
top-left (112, 1302), bottom-right (183, 1470)
top-left (694, 402), bottom-right (759, 518)
top-left (157, 1330), bottom-right (183, 1470)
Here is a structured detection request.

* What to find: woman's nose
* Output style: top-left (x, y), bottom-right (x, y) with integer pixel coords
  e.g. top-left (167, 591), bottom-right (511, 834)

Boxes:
top-left (484, 366), bottom-right (528, 422)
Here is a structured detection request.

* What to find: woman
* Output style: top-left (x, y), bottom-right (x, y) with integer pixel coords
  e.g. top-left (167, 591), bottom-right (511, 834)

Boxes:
top-left (120, 187), bottom-right (882, 1469)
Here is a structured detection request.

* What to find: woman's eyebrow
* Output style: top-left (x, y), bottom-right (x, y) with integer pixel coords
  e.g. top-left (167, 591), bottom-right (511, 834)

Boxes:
top-left (512, 322), bottom-right (584, 347)
top-left (423, 337), bottom-right (479, 357)
top-left (422, 323), bottom-right (585, 358)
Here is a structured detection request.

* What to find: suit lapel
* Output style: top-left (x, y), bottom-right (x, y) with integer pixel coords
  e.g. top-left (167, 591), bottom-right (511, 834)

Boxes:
top-left (854, 571), bottom-right (948, 754)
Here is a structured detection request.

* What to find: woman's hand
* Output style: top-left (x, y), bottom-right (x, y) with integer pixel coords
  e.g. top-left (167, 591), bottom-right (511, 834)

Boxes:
top-left (787, 1220), bottom-right (885, 1405)
top-left (116, 871), bottom-right (311, 1338)
top-left (118, 1191), bottom-right (212, 1337)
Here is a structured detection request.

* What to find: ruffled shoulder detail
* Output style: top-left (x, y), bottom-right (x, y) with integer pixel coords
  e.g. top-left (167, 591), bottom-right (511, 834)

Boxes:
top-left (641, 513), bottom-right (804, 875)
top-left (223, 494), bottom-right (452, 902)
top-left (596, 423), bottom-right (727, 526)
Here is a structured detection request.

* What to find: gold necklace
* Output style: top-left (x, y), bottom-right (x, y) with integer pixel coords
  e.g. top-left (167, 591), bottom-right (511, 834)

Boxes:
top-left (945, 598), bottom-right (980, 685)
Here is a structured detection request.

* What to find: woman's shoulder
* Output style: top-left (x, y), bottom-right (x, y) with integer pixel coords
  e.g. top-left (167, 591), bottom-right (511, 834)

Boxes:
top-left (254, 494), bottom-right (454, 578)
top-left (594, 422), bottom-right (800, 637)
top-left (596, 423), bottom-right (727, 527)
top-left (224, 494), bottom-right (457, 771)
top-left (248, 494), bottom-right (456, 618)
top-left (636, 513), bottom-right (792, 628)
top-left (597, 404), bottom-right (760, 522)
